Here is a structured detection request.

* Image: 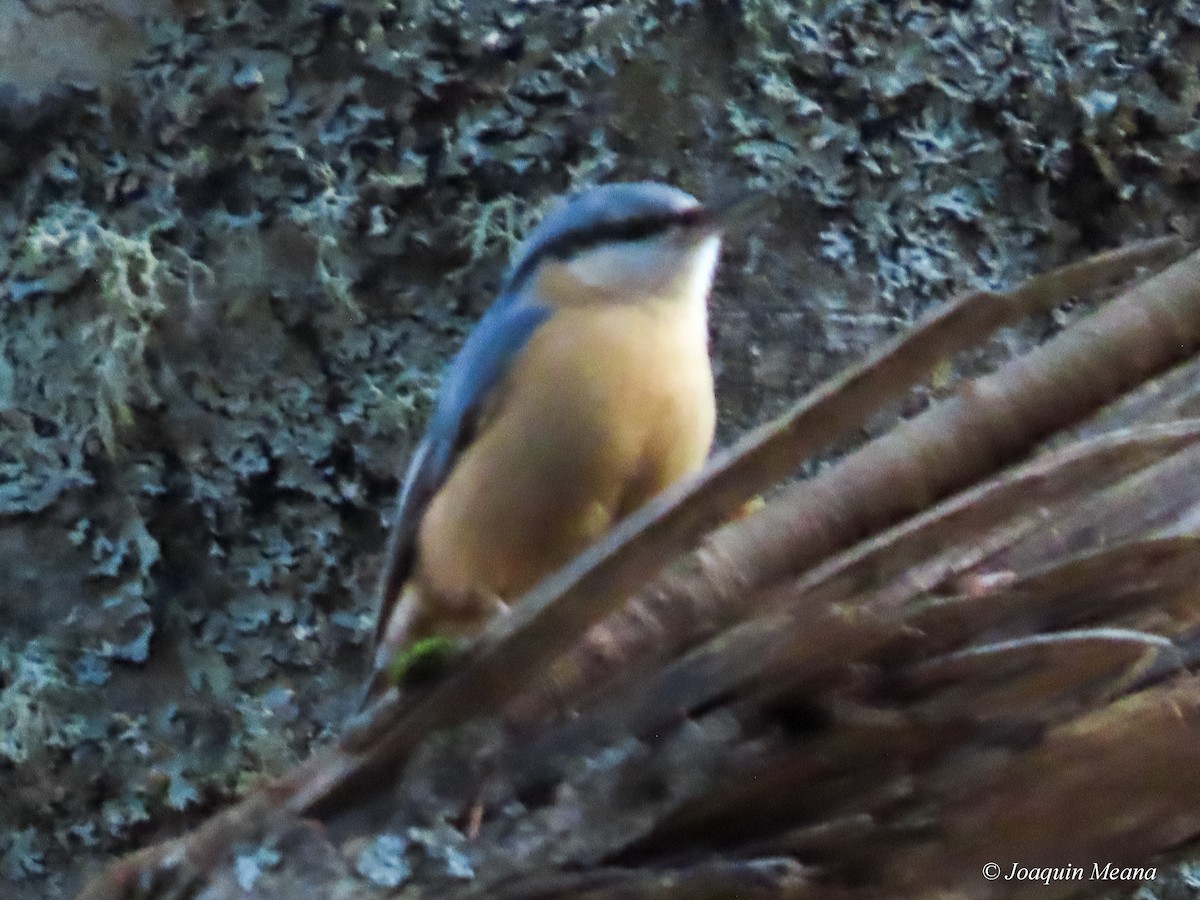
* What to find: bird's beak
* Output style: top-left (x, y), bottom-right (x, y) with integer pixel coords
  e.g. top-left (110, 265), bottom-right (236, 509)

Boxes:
top-left (702, 189), bottom-right (772, 234)
top-left (674, 189), bottom-right (769, 245)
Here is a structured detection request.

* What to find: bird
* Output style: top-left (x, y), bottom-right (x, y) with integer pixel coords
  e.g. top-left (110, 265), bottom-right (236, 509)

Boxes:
top-left (365, 181), bottom-right (731, 699)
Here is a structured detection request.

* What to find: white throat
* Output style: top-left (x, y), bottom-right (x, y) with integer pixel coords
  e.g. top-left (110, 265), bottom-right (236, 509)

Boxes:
top-left (564, 234), bottom-right (722, 311)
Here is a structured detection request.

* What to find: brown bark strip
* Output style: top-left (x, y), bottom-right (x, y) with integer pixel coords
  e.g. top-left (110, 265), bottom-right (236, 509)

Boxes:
top-left (786, 421), bottom-right (1200, 612)
top-left (881, 677), bottom-right (1200, 897)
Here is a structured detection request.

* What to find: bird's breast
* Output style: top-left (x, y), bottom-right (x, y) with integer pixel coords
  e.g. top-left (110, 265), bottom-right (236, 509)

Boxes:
top-left (415, 297), bottom-right (715, 615)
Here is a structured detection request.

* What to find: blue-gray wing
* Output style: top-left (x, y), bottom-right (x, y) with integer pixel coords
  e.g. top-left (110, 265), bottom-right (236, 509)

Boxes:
top-left (371, 294), bottom-right (552, 646)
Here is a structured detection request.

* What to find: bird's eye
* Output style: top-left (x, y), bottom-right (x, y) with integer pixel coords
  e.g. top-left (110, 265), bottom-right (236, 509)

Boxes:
top-left (664, 222), bottom-right (691, 242)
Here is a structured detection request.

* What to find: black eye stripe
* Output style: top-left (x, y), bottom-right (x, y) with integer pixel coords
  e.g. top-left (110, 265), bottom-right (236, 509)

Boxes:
top-left (506, 207), bottom-right (710, 292)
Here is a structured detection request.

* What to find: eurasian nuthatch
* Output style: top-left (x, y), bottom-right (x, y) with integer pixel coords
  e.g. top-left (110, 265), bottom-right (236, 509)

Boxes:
top-left (367, 181), bottom-right (732, 694)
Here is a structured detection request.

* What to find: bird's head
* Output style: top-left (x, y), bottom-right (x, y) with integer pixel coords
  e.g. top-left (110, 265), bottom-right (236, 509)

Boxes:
top-left (503, 182), bottom-right (732, 308)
